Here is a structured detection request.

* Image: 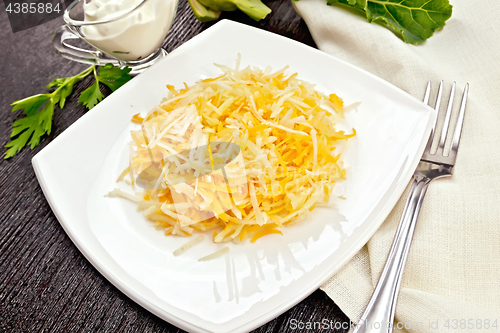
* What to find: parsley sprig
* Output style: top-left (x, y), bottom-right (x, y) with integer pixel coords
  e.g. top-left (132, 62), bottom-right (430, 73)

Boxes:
top-left (4, 64), bottom-right (131, 159)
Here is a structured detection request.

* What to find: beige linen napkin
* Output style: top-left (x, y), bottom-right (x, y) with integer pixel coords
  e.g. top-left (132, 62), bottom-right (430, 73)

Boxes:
top-left (293, 1), bottom-right (500, 332)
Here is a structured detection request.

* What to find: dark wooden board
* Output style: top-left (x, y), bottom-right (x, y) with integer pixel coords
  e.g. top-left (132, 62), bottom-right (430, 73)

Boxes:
top-left (0, 0), bottom-right (350, 331)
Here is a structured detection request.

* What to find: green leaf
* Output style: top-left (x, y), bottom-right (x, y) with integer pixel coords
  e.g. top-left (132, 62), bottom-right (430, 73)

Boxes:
top-left (47, 76), bottom-right (77, 108)
top-left (4, 64), bottom-right (130, 158)
top-left (46, 77), bottom-right (72, 89)
top-left (327, 0), bottom-right (363, 8)
top-left (30, 101), bottom-right (54, 149)
top-left (54, 80), bottom-right (75, 109)
top-left (4, 100), bottom-right (55, 158)
top-left (97, 64), bottom-right (132, 92)
top-left (5, 127), bottom-right (35, 159)
top-left (78, 81), bottom-right (104, 109)
top-left (5, 66), bottom-right (95, 159)
top-left (327, 0), bottom-right (452, 44)
top-left (366, 0), bottom-right (452, 44)
top-left (11, 94), bottom-right (50, 116)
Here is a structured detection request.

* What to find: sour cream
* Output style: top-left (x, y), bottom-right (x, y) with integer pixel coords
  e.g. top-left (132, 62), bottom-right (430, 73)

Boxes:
top-left (82, 0), bottom-right (177, 61)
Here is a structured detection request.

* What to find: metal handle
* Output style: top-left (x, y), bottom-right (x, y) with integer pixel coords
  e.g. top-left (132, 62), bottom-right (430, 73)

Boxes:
top-left (353, 175), bottom-right (430, 333)
top-left (52, 25), bottom-right (120, 66)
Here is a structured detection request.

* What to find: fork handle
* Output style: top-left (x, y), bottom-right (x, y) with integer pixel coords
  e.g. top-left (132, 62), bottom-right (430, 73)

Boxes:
top-left (353, 175), bottom-right (430, 333)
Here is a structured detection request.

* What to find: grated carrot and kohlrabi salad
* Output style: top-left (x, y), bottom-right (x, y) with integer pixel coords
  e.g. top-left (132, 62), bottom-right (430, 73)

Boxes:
top-left (109, 60), bottom-right (356, 246)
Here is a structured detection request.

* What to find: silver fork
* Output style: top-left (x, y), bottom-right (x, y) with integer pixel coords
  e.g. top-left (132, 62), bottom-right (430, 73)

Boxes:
top-left (353, 81), bottom-right (469, 333)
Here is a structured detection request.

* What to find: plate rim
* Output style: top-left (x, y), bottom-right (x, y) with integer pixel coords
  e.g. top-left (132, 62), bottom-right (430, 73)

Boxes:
top-left (32, 19), bottom-right (436, 333)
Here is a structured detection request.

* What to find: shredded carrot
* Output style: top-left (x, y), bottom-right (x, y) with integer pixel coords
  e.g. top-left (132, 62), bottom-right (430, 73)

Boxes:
top-left (251, 228), bottom-right (283, 243)
top-left (113, 59), bottom-right (355, 244)
top-left (116, 166), bottom-right (130, 182)
top-left (131, 114), bottom-right (144, 123)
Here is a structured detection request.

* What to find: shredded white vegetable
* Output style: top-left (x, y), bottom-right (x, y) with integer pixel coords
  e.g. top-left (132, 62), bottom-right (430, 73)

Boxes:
top-left (198, 246), bottom-right (230, 262)
top-left (113, 60), bottom-right (355, 244)
top-left (173, 235), bottom-right (205, 256)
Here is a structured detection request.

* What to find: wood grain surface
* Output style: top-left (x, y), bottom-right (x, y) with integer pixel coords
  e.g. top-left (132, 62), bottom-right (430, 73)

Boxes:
top-left (0, 0), bottom-right (351, 332)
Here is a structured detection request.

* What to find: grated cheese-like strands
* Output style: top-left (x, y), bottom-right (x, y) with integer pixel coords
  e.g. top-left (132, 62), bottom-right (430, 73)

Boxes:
top-left (106, 188), bottom-right (143, 202)
top-left (119, 61), bottom-right (355, 244)
top-left (173, 235), bottom-right (205, 256)
top-left (198, 246), bottom-right (230, 261)
top-left (310, 129), bottom-right (318, 168)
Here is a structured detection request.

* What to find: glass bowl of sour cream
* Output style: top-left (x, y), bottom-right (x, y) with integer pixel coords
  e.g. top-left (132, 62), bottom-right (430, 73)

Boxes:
top-left (53, 0), bottom-right (178, 74)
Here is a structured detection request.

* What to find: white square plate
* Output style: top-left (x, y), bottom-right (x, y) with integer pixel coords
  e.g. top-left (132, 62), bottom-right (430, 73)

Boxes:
top-left (33, 20), bottom-right (436, 333)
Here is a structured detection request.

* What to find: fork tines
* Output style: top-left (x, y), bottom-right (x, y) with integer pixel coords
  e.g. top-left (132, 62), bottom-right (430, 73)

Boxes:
top-left (422, 81), bottom-right (469, 166)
